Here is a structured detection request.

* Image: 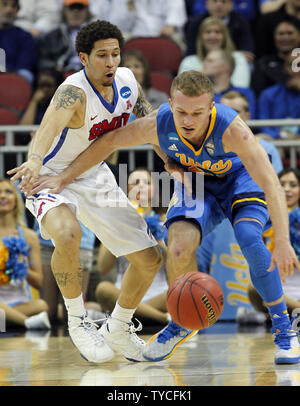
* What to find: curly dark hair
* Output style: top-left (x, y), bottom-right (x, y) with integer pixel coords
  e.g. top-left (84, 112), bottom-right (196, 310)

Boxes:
top-left (75, 20), bottom-right (125, 55)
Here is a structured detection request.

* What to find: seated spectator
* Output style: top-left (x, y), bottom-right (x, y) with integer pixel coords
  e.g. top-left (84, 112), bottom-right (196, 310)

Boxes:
top-left (20, 70), bottom-right (62, 126)
top-left (185, 0), bottom-right (254, 63)
top-left (251, 16), bottom-right (300, 97)
top-left (220, 90), bottom-right (283, 173)
top-left (0, 178), bottom-right (50, 330)
top-left (186, 0), bottom-right (256, 21)
top-left (89, 0), bottom-right (137, 41)
top-left (202, 48), bottom-right (257, 118)
top-left (121, 49), bottom-right (169, 109)
top-left (96, 168), bottom-right (169, 326)
top-left (37, 0), bottom-right (94, 76)
top-left (129, 0), bottom-right (187, 50)
top-left (0, 0), bottom-right (36, 84)
top-left (255, 0), bottom-right (300, 58)
top-left (15, 0), bottom-right (60, 38)
top-left (248, 168), bottom-right (300, 322)
top-left (258, 53), bottom-right (300, 139)
top-left (178, 16), bottom-right (250, 88)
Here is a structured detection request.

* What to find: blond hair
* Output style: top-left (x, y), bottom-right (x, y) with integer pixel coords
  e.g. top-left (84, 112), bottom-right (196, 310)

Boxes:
top-left (196, 16), bottom-right (235, 60)
top-left (0, 179), bottom-right (26, 227)
top-left (170, 70), bottom-right (215, 101)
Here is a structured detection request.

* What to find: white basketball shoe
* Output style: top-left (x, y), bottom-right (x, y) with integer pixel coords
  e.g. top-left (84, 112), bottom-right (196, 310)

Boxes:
top-left (68, 312), bottom-right (114, 363)
top-left (100, 316), bottom-right (146, 362)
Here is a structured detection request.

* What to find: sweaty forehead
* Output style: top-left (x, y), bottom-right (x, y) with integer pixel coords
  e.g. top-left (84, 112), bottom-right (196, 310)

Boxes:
top-left (172, 90), bottom-right (212, 110)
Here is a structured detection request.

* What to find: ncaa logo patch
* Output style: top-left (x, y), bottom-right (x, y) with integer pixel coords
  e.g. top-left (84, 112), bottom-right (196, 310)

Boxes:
top-left (120, 86), bottom-right (132, 99)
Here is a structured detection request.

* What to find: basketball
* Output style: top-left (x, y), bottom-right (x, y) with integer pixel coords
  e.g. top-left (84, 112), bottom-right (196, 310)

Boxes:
top-left (167, 272), bottom-right (224, 330)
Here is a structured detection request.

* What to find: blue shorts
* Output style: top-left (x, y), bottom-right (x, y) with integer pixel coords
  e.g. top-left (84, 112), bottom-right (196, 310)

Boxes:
top-left (165, 167), bottom-right (269, 239)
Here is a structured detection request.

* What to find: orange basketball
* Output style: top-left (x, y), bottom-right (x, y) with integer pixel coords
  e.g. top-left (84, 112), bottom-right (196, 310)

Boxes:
top-left (167, 272), bottom-right (224, 330)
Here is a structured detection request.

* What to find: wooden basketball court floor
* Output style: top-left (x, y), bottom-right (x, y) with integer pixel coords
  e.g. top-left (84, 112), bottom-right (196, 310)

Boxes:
top-left (0, 322), bottom-right (300, 388)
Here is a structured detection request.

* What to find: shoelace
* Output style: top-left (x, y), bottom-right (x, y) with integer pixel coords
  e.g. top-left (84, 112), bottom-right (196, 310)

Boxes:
top-left (157, 321), bottom-right (187, 344)
top-left (128, 319), bottom-right (145, 345)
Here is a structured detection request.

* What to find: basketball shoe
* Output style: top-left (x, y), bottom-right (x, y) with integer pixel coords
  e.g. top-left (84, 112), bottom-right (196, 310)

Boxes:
top-left (273, 327), bottom-right (300, 364)
top-left (68, 312), bottom-right (115, 363)
top-left (99, 316), bottom-right (146, 362)
top-left (143, 321), bottom-right (198, 362)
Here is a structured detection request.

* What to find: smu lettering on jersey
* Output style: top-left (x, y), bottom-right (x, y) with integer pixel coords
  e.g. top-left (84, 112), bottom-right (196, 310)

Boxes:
top-left (43, 67), bottom-right (138, 174)
top-left (156, 103), bottom-right (242, 177)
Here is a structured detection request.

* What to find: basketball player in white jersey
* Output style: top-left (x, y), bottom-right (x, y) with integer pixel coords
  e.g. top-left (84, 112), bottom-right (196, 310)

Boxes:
top-left (8, 20), bottom-right (162, 364)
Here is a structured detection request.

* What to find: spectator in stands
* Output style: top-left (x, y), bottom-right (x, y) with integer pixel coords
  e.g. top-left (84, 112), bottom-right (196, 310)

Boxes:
top-left (178, 16), bottom-right (250, 88)
top-left (95, 168), bottom-right (169, 326)
top-left (251, 16), bottom-right (300, 97)
top-left (121, 49), bottom-right (169, 109)
top-left (89, 0), bottom-right (136, 41)
top-left (258, 53), bottom-right (300, 139)
top-left (0, 178), bottom-right (50, 330)
top-left (202, 48), bottom-right (257, 118)
top-left (37, 0), bottom-right (94, 76)
top-left (15, 0), bottom-right (60, 38)
top-left (185, 0), bottom-right (254, 63)
top-left (247, 168), bottom-right (300, 322)
top-left (0, 0), bottom-right (36, 84)
top-left (91, 0), bottom-right (187, 49)
top-left (255, 0), bottom-right (300, 58)
top-left (20, 70), bottom-right (62, 126)
top-left (185, 0), bottom-right (256, 21)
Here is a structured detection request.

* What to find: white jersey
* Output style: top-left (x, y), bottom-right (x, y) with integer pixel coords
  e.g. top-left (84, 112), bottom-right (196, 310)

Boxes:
top-left (43, 67), bottom-right (138, 176)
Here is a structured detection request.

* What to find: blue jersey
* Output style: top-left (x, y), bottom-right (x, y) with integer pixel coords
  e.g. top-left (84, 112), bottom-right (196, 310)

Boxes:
top-left (156, 103), bottom-right (242, 177)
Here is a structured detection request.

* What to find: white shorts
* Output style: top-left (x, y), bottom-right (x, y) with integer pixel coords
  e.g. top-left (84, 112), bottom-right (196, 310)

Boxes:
top-left (26, 163), bottom-right (157, 257)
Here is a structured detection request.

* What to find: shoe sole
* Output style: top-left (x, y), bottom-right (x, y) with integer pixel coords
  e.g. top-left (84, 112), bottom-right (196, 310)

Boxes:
top-left (275, 356), bottom-right (300, 364)
top-left (69, 335), bottom-right (114, 363)
top-left (143, 330), bottom-right (198, 362)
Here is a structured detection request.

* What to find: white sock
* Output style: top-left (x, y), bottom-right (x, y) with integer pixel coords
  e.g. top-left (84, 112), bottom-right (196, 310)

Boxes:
top-left (111, 302), bottom-right (136, 324)
top-left (63, 293), bottom-right (85, 317)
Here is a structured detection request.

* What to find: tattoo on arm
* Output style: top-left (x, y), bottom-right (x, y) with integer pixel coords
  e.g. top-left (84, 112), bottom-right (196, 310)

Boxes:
top-left (55, 85), bottom-right (84, 110)
top-left (133, 83), bottom-right (153, 118)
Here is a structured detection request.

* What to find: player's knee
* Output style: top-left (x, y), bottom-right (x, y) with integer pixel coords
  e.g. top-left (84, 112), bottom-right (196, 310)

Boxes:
top-left (168, 239), bottom-right (197, 265)
top-left (52, 220), bottom-right (82, 250)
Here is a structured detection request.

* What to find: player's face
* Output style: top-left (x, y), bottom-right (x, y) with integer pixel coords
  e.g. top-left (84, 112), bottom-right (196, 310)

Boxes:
top-left (170, 90), bottom-right (214, 142)
top-left (80, 38), bottom-right (121, 86)
top-left (279, 172), bottom-right (300, 210)
top-left (0, 181), bottom-right (17, 214)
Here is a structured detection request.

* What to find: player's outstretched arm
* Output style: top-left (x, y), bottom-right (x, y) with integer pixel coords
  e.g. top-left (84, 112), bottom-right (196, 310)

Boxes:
top-left (31, 111), bottom-right (159, 194)
top-left (7, 85), bottom-right (85, 194)
top-left (223, 116), bottom-right (300, 280)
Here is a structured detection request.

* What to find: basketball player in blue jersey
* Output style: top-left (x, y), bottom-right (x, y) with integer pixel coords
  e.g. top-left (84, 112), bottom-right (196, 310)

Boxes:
top-left (7, 20), bottom-right (163, 364)
top-left (11, 70), bottom-right (300, 364)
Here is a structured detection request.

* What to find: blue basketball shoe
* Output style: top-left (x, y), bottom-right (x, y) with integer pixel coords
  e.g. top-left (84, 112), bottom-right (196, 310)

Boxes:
top-left (273, 327), bottom-right (300, 364)
top-left (143, 321), bottom-right (198, 362)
